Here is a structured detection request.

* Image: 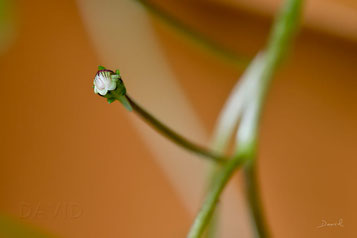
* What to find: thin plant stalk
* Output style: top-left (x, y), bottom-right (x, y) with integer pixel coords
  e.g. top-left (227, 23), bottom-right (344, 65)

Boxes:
top-left (204, 53), bottom-right (266, 238)
top-left (243, 161), bottom-right (268, 237)
top-left (242, 0), bottom-right (303, 236)
top-left (187, 0), bottom-right (303, 237)
top-left (121, 94), bottom-right (227, 163)
top-left (133, 0), bottom-right (250, 69)
top-left (187, 148), bottom-right (250, 238)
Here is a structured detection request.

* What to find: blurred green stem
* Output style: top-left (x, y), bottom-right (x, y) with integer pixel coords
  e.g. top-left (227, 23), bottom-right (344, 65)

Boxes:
top-left (187, 0), bottom-right (303, 237)
top-left (204, 53), bottom-right (266, 238)
top-left (187, 147), bottom-right (252, 238)
top-left (244, 1), bottom-right (303, 236)
top-left (133, 0), bottom-right (250, 69)
top-left (243, 161), bottom-right (268, 237)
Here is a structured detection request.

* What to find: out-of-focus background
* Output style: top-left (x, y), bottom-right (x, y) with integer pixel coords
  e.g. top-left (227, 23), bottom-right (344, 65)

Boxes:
top-left (0, 0), bottom-right (356, 237)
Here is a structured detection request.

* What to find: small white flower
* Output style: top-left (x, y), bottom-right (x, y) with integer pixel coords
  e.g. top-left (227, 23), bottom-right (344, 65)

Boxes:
top-left (93, 70), bottom-right (117, 96)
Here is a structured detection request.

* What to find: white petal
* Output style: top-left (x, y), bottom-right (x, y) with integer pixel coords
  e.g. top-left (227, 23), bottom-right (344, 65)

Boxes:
top-left (100, 72), bottom-right (111, 87)
top-left (97, 88), bottom-right (108, 96)
top-left (95, 77), bottom-right (105, 90)
top-left (107, 80), bottom-right (116, 91)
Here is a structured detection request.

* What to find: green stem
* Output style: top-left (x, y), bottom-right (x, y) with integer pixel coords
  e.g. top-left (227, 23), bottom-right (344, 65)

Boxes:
top-left (243, 0), bottom-right (303, 237)
top-left (187, 148), bottom-right (250, 238)
top-left (121, 94), bottom-right (227, 163)
top-left (243, 162), bottom-right (269, 238)
top-left (187, 0), bottom-right (303, 237)
top-left (133, 0), bottom-right (250, 69)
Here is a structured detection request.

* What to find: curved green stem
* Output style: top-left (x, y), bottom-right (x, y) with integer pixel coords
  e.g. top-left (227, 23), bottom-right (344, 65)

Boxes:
top-left (133, 0), bottom-right (250, 69)
top-left (243, 162), bottom-right (269, 238)
top-left (242, 1), bottom-right (303, 236)
top-left (187, 0), bottom-right (303, 237)
top-left (187, 149), bottom-right (249, 238)
top-left (117, 94), bottom-right (227, 163)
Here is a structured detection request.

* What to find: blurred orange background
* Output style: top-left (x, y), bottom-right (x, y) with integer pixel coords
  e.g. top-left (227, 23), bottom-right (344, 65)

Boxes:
top-left (0, 0), bottom-right (356, 237)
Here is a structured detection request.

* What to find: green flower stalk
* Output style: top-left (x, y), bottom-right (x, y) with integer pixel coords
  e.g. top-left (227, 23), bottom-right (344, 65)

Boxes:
top-left (93, 66), bottom-right (226, 163)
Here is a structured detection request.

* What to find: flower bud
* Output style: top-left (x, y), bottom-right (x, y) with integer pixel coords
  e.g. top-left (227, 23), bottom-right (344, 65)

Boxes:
top-left (93, 69), bottom-right (117, 96)
top-left (93, 66), bottom-right (131, 110)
